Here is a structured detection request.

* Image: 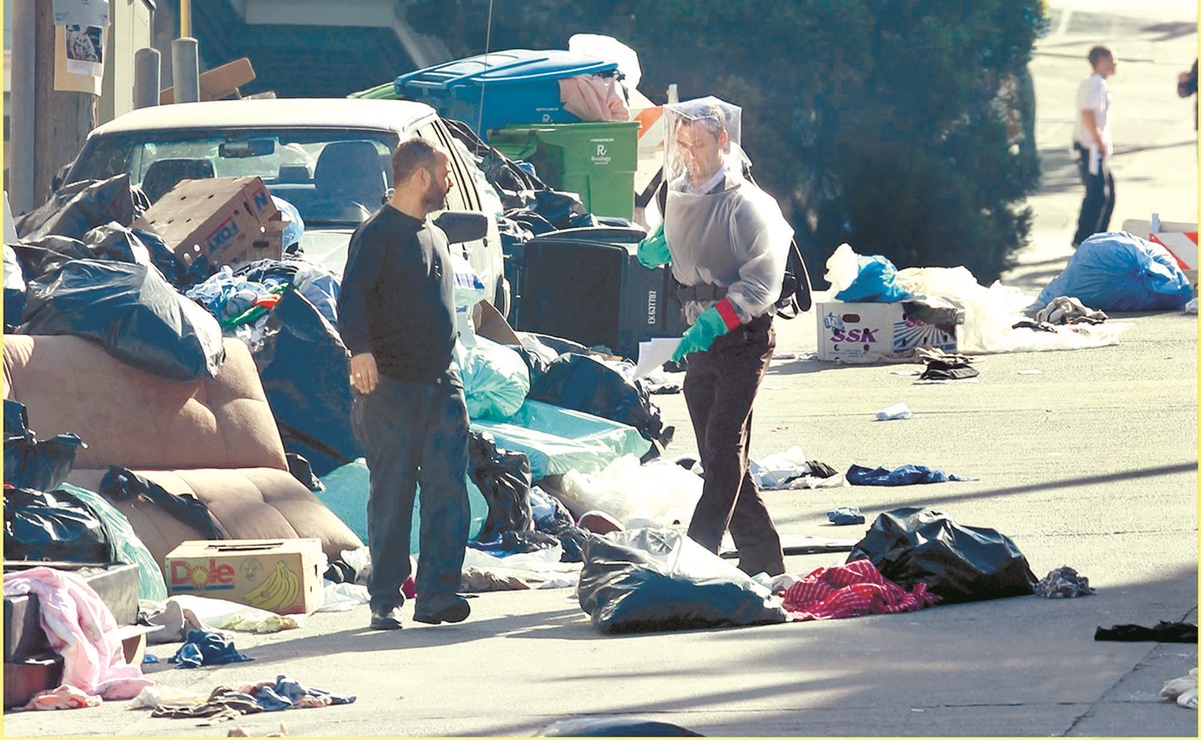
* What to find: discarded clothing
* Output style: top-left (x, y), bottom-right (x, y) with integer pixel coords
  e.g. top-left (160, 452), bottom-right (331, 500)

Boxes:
top-left (1034, 566), bottom-right (1096, 598)
top-left (806, 460), bottom-right (839, 479)
top-left (23, 684), bottom-right (104, 711)
top-left (1035, 296), bottom-right (1108, 325)
top-left (918, 358), bottom-right (979, 382)
top-left (750, 446), bottom-right (810, 489)
top-left (244, 675), bottom-right (355, 712)
top-left (1160, 668), bottom-right (1198, 709)
top-left (781, 559), bottom-right (938, 621)
top-left (2, 566), bottom-right (152, 700)
top-left (169, 629), bottom-right (253, 668)
top-left (827, 506), bottom-right (865, 526)
top-left (846, 463), bottom-right (969, 486)
top-left (151, 686), bottom-right (263, 720)
top-left (1094, 621), bottom-right (1197, 643)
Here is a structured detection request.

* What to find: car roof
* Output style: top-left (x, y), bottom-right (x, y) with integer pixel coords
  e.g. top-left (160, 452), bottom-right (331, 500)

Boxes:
top-left (90, 98), bottom-right (440, 136)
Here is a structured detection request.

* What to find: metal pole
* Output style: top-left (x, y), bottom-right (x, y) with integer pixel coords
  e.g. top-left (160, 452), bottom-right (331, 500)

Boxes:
top-left (180, 0), bottom-right (192, 39)
top-left (170, 37), bottom-right (201, 104)
top-left (133, 48), bottom-right (162, 109)
top-left (9, 0), bottom-right (37, 214)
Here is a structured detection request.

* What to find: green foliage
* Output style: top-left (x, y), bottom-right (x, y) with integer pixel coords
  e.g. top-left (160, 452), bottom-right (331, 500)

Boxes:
top-left (406, 0), bottom-right (1042, 283)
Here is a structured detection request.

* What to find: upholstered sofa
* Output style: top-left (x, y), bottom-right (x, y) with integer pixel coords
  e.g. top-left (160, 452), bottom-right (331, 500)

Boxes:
top-left (3, 334), bottom-right (363, 570)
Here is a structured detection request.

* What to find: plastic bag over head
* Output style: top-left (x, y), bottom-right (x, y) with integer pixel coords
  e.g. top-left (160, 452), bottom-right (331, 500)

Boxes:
top-left (663, 96), bottom-right (748, 193)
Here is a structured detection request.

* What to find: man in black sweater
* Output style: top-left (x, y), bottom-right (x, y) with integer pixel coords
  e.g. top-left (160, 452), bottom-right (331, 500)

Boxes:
top-left (337, 138), bottom-right (471, 631)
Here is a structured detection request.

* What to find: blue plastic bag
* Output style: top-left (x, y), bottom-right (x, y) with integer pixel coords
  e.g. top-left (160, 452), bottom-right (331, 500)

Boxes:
top-left (1035, 231), bottom-right (1193, 312)
top-left (834, 254), bottom-right (911, 303)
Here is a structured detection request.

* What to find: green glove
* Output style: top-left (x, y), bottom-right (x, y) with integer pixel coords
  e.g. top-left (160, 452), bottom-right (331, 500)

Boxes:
top-left (672, 299), bottom-right (742, 361)
top-left (636, 222), bottom-right (672, 268)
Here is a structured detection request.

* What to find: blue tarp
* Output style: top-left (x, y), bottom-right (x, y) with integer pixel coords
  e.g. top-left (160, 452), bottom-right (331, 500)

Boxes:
top-left (1035, 231), bottom-right (1193, 312)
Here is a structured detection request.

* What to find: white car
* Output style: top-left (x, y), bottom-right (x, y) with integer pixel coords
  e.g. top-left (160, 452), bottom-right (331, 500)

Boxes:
top-left (64, 97), bottom-right (511, 315)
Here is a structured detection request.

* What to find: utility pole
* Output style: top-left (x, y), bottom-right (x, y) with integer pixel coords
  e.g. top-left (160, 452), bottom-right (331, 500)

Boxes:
top-left (9, 0), bottom-right (98, 214)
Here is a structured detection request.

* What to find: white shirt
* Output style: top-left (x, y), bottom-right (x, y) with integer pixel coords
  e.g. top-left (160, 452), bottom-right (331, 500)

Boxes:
top-left (1074, 73), bottom-right (1112, 150)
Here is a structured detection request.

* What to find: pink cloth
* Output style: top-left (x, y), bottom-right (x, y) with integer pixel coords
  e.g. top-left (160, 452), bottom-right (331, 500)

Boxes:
top-left (3, 566), bottom-right (154, 700)
top-left (781, 559), bottom-right (939, 621)
top-left (24, 684), bottom-right (103, 710)
top-left (559, 74), bottom-right (630, 122)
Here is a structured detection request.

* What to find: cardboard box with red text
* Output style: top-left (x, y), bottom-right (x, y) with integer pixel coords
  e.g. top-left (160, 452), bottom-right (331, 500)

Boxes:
top-left (817, 301), bottom-right (958, 363)
top-left (134, 176), bottom-right (285, 271)
top-left (165, 538), bottom-right (323, 615)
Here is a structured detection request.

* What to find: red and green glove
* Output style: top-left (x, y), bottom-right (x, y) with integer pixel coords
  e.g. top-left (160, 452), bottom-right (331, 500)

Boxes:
top-left (636, 223), bottom-right (672, 268)
top-left (673, 298), bottom-right (742, 361)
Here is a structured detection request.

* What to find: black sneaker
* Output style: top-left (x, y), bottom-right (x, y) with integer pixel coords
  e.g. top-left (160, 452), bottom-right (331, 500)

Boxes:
top-left (369, 604), bottom-right (403, 630)
top-left (413, 594), bottom-right (470, 625)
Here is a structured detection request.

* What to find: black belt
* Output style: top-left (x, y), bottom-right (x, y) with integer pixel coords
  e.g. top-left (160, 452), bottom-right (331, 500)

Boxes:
top-left (674, 283), bottom-right (728, 302)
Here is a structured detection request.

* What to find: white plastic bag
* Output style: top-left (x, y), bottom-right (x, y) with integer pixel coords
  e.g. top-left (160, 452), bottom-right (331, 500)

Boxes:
top-left (558, 456), bottom-right (702, 527)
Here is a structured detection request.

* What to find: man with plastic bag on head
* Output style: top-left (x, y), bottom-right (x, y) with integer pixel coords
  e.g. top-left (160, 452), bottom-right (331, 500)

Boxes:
top-left (637, 96), bottom-right (792, 577)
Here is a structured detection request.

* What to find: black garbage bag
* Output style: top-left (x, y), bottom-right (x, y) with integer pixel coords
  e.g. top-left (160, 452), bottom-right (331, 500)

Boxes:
top-left (10, 236), bottom-right (95, 284)
top-left (534, 493), bottom-right (586, 563)
top-left (253, 286), bottom-right (360, 476)
top-left (527, 353), bottom-right (666, 444)
top-left (3, 399), bottom-right (85, 491)
top-left (467, 432), bottom-right (535, 540)
top-left (5, 245), bottom-right (27, 329)
top-left (18, 259), bottom-right (225, 381)
top-left (3, 485), bottom-right (117, 563)
top-left (846, 507), bottom-right (1038, 605)
top-left (81, 222), bottom-right (152, 265)
top-left (538, 717), bottom-right (703, 737)
top-left (129, 227), bottom-right (197, 290)
top-left (577, 527), bottom-right (789, 634)
top-left (14, 174), bottom-right (145, 241)
top-left (100, 466), bottom-right (227, 541)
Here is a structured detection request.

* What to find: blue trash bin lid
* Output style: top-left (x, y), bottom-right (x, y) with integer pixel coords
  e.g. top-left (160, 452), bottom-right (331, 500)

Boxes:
top-left (395, 49), bottom-right (618, 92)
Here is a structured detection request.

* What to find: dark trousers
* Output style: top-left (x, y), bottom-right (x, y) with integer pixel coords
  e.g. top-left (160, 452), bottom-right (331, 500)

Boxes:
top-left (1073, 143), bottom-right (1116, 246)
top-left (683, 314), bottom-right (785, 577)
top-left (351, 372), bottom-right (470, 609)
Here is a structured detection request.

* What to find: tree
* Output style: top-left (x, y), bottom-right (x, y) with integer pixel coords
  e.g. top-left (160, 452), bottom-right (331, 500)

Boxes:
top-left (407, 0), bottom-right (1042, 284)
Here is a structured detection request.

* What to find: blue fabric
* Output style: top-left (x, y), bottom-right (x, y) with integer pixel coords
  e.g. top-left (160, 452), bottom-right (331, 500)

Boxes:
top-left (1035, 231), bottom-right (1193, 312)
top-left (169, 630), bottom-right (253, 669)
top-left (827, 506), bottom-right (865, 525)
top-left (847, 463), bottom-right (968, 486)
top-left (834, 255), bottom-right (911, 303)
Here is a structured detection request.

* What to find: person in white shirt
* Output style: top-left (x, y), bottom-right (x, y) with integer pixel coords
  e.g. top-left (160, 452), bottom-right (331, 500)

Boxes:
top-left (1072, 45), bottom-right (1117, 248)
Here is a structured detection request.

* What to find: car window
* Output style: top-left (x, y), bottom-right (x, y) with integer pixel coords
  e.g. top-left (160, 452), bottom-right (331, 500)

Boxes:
top-left (69, 128), bottom-right (398, 226)
top-left (413, 121), bottom-right (476, 213)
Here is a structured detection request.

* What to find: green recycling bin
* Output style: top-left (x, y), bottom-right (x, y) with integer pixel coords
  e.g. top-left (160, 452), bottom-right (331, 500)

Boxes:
top-left (491, 121), bottom-right (639, 220)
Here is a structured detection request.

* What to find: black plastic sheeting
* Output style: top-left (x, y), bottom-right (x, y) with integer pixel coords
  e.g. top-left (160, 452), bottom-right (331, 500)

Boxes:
top-left (527, 353), bottom-right (666, 445)
top-left (4, 399), bottom-right (85, 492)
top-left (100, 466), bottom-right (228, 541)
top-left (846, 507), bottom-right (1038, 605)
top-left (253, 286), bottom-right (360, 477)
top-left (14, 174), bottom-right (148, 242)
top-left (537, 717), bottom-right (703, 737)
top-left (467, 432), bottom-right (535, 541)
top-left (577, 528), bottom-right (789, 634)
top-left (18, 259), bottom-right (225, 381)
top-left (3, 485), bottom-right (117, 563)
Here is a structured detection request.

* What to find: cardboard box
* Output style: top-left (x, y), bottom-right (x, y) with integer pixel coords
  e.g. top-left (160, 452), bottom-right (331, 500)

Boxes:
top-left (817, 301), bottom-right (958, 363)
top-left (165, 538), bottom-right (323, 615)
top-left (134, 176), bottom-right (285, 271)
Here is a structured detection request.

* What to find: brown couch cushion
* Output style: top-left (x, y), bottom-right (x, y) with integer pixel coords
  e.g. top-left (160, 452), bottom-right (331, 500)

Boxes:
top-left (3, 334), bottom-right (287, 471)
top-left (5, 335), bottom-right (363, 565)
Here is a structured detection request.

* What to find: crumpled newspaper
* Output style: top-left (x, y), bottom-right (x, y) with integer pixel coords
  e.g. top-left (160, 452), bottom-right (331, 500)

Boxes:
top-left (1033, 565), bottom-right (1096, 598)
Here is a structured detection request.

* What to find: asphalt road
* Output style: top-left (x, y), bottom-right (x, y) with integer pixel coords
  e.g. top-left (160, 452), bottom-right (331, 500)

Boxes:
top-left (2, 1), bottom-right (1196, 737)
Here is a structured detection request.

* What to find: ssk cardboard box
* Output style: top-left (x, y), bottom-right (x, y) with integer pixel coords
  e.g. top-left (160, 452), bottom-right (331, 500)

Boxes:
top-left (817, 301), bottom-right (958, 362)
top-left (134, 176), bottom-right (285, 270)
top-left (165, 538), bottom-right (323, 615)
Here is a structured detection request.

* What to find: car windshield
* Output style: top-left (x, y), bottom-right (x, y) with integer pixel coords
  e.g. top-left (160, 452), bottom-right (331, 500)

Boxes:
top-left (69, 128), bottom-right (400, 226)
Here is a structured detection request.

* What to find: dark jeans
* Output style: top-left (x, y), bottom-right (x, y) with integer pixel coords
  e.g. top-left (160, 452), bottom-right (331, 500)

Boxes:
top-left (1073, 143), bottom-right (1116, 246)
top-left (351, 372), bottom-right (470, 609)
top-left (683, 314), bottom-right (785, 577)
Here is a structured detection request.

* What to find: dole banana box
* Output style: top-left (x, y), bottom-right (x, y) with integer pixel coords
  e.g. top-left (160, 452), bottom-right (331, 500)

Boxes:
top-left (165, 538), bottom-right (323, 615)
top-left (817, 301), bottom-right (958, 363)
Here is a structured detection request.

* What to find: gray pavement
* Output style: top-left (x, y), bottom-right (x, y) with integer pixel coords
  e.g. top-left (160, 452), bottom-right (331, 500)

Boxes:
top-left (3, 1), bottom-right (1197, 737)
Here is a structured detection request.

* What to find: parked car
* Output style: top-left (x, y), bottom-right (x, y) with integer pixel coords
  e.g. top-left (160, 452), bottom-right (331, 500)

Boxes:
top-left (63, 97), bottom-right (511, 315)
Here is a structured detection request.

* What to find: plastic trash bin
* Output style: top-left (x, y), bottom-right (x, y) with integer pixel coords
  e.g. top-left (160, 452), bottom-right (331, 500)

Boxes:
top-left (393, 49), bottom-right (618, 138)
top-left (491, 121), bottom-right (639, 220)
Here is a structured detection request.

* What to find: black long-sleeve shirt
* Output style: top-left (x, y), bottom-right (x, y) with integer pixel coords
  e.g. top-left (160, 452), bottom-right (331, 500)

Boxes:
top-left (336, 204), bottom-right (456, 383)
